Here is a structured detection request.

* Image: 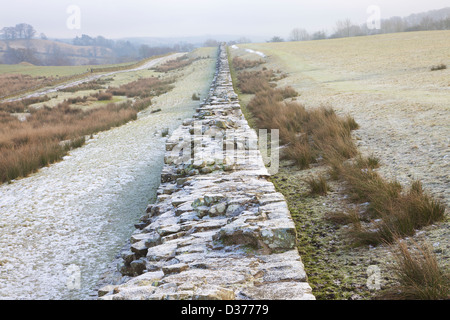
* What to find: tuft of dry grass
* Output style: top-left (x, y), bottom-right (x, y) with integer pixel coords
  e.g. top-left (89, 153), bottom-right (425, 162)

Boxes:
top-left (0, 95), bottom-right (52, 113)
top-left (325, 209), bottom-right (360, 225)
top-left (306, 174), bottom-right (330, 196)
top-left (107, 77), bottom-right (174, 98)
top-left (380, 240), bottom-right (450, 300)
top-left (341, 164), bottom-right (446, 245)
top-left (93, 91), bottom-right (113, 101)
top-left (232, 57), bottom-right (265, 70)
top-left (153, 55), bottom-right (198, 73)
top-left (0, 74), bottom-right (56, 98)
top-left (237, 70), bottom-right (275, 94)
top-left (355, 154), bottom-right (380, 169)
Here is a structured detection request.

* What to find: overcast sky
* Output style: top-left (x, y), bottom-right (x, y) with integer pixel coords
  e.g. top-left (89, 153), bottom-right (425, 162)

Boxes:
top-left (0, 0), bottom-right (448, 40)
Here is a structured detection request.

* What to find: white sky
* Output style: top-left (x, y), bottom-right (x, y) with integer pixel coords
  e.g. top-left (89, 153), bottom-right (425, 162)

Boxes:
top-left (0, 0), bottom-right (448, 39)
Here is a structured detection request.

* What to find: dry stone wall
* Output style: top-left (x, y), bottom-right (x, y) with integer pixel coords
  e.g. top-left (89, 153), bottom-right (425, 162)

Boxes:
top-left (98, 45), bottom-right (314, 300)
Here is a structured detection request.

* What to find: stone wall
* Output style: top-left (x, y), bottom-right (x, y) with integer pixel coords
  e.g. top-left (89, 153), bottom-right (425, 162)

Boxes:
top-left (98, 45), bottom-right (314, 300)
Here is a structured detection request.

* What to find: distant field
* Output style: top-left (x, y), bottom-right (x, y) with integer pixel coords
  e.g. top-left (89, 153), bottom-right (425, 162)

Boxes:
top-left (0, 48), bottom-right (211, 184)
top-left (235, 30), bottom-right (450, 206)
top-left (0, 54), bottom-right (175, 99)
top-left (0, 60), bottom-right (143, 77)
top-left (0, 38), bottom-right (115, 66)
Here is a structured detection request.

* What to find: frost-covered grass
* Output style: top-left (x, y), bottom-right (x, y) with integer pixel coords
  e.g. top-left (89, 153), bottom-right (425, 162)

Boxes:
top-left (0, 47), bottom-right (218, 300)
top-left (0, 59), bottom-right (183, 183)
top-left (229, 46), bottom-right (448, 300)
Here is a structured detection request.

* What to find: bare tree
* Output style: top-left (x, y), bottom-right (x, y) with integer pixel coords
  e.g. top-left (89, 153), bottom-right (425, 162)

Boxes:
top-left (335, 18), bottom-right (353, 37)
top-left (268, 36), bottom-right (284, 42)
top-left (15, 23), bottom-right (27, 39)
top-left (204, 39), bottom-right (219, 47)
top-left (419, 16), bottom-right (435, 30)
top-left (23, 24), bottom-right (36, 39)
top-left (236, 37), bottom-right (251, 44)
top-left (290, 28), bottom-right (310, 41)
top-left (312, 30), bottom-right (327, 40)
top-left (1, 27), bottom-right (17, 40)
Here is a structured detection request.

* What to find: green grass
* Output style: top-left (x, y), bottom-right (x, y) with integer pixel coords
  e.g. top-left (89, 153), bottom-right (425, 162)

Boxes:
top-left (0, 64), bottom-right (95, 77)
top-left (0, 61), bottom-right (145, 77)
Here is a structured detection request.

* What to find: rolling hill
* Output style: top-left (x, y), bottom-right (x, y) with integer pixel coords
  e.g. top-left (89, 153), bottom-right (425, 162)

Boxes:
top-left (0, 39), bottom-right (116, 66)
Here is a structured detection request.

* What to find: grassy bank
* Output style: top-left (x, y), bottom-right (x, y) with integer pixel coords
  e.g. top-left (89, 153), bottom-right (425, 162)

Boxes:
top-left (0, 73), bottom-right (174, 184)
top-left (228, 46), bottom-right (448, 300)
top-left (0, 55), bottom-right (166, 100)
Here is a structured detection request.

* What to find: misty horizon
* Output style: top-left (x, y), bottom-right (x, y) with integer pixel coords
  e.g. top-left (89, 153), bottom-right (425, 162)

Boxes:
top-left (1, 0), bottom-right (449, 41)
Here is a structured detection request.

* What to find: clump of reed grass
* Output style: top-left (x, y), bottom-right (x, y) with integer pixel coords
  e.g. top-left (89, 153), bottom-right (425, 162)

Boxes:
top-left (380, 239), bottom-right (450, 300)
top-left (232, 61), bottom-right (359, 170)
top-left (107, 77), bottom-right (174, 98)
top-left (232, 57), bottom-right (265, 70)
top-left (153, 55), bottom-right (198, 73)
top-left (306, 174), bottom-right (330, 196)
top-left (0, 95), bottom-right (52, 113)
top-left (0, 97), bottom-right (155, 183)
top-left (93, 91), bottom-right (113, 101)
top-left (0, 74), bottom-right (56, 98)
top-left (340, 164), bottom-right (446, 245)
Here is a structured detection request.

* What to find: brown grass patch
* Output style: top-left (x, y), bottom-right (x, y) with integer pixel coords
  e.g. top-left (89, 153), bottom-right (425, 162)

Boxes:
top-left (306, 174), bottom-right (330, 196)
top-left (107, 77), bottom-right (174, 98)
top-left (0, 73), bottom-right (176, 183)
top-left (0, 91), bottom-right (162, 183)
top-left (232, 57), bottom-right (265, 70)
top-left (430, 64), bottom-right (447, 71)
top-left (0, 95), bottom-right (52, 113)
top-left (380, 240), bottom-right (450, 300)
top-left (153, 55), bottom-right (198, 73)
top-left (0, 74), bottom-right (56, 98)
top-left (57, 79), bottom-right (110, 93)
top-left (340, 164), bottom-right (446, 245)
top-left (232, 58), bottom-right (358, 169)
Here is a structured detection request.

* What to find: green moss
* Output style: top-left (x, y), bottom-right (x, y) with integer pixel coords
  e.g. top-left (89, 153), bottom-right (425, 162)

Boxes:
top-left (270, 168), bottom-right (380, 300)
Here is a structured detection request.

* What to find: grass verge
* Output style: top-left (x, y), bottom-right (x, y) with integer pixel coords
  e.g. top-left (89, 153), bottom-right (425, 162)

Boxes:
top-left (229, 49), bottom-right (447, 300)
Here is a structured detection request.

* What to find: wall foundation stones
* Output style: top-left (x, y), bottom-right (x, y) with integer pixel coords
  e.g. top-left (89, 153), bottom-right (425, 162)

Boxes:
top-left (98, 45), bottom-right (314, 300)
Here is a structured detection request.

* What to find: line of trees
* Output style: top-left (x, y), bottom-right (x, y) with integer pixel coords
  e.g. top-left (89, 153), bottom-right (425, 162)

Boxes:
top-left (0, 23), bottom-right (200, 66)
top-left (72, 34), bottom-right (197, 61)
top-left (276, 8), bottom-right (450, 42)
top-left (1, 23), bottom-right (36, 40)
